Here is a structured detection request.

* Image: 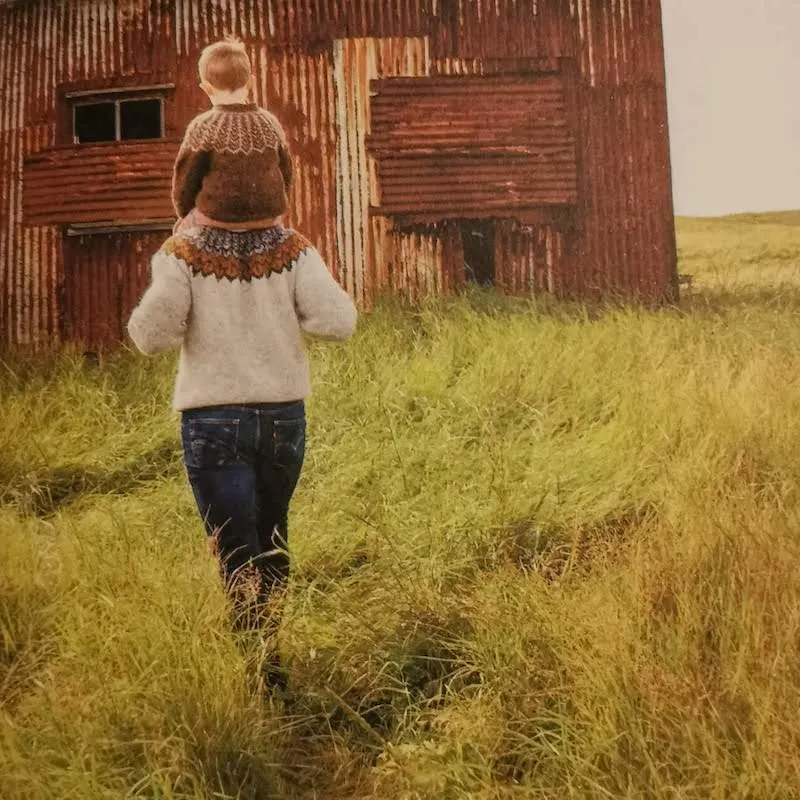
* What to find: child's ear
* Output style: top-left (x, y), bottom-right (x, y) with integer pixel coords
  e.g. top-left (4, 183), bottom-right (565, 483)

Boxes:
top-left (200, 80), bottom-right (215, 98)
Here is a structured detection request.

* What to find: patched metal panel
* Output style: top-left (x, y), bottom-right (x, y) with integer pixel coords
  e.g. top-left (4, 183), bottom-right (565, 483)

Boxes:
top-left (368, 73), bottom-right (577, 219)
top-left (23, 140), bottom-right (179, 226)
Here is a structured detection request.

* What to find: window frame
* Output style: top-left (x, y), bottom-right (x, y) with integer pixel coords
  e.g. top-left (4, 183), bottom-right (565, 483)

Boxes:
top-left (67, 84), bottom-right (174, 145)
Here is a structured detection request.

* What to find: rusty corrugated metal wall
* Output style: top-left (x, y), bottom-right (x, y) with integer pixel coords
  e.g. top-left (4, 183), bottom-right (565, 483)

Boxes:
top-left (333, 36), bottom-right (430, 306)
top-left (0, 0), bottom-right (180, 349)
top-left (368, 73), bottom-right (578, 214)
top-left (0, 0), bottom-right (59, 348)
top-left (0, 0), bottom-right (676, 349)
top-left (62, 230), bottom-right (166, 346)
top-left (570, 0), bottom-right (677, 300)
top-left (23, 140), bottom-right (178, 226)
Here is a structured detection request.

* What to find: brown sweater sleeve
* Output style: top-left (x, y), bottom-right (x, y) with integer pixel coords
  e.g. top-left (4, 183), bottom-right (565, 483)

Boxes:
top-left (260, 109), bottom-right (293, 195)
top-left (172, 119), bottom-right (212, 217)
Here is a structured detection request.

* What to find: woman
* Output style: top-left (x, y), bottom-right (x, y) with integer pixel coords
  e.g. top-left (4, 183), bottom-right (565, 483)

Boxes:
top-left (127, 221), bottom-right (357, 688)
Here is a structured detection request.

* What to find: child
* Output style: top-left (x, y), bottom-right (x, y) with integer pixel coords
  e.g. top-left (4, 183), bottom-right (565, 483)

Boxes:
top-left (172, 36), bottom-right (292, 234)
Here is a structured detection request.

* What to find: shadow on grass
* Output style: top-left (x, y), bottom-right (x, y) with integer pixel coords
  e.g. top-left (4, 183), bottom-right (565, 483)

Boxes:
top-left (0, 440), bottom-right (183, 517)
top-left (0, 580), bottom-right (58, 712)
top-left (270, 601), bottom-right (480, 788)
top-left (184, 736), bottom-right (283, 800)
top-left (679, 285), bottom-right (800, 315)
top-left (473, 502), bottom-right (659, 582)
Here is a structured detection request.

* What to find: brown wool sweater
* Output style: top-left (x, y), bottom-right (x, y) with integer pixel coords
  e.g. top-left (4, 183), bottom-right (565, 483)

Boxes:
top-left (172, 104), bottom-right (293, 224)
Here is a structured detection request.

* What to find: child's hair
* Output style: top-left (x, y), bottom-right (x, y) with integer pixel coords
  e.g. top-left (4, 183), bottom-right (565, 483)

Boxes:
top-left (198, 36), bottom-right (251, 91)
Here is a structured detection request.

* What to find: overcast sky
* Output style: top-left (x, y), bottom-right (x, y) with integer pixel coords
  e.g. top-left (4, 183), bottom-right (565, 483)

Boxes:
top-left (661, 0), bottom-right (800, 217)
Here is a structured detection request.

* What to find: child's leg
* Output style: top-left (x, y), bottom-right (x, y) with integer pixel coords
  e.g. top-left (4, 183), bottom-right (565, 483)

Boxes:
top-left (194, 211), bottom-right (285, 231)
top-left (174, 209), bottom-right (284, 236)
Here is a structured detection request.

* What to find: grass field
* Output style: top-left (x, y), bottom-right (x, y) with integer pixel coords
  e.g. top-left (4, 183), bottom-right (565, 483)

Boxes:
top-left (2, 213), bottom-right (800, 799)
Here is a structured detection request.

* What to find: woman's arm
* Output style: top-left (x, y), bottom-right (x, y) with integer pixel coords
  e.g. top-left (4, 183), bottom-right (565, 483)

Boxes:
top-left (127, 252), bottom-right (192, 354)
top-left (294, 247), bottom-right (357, 341)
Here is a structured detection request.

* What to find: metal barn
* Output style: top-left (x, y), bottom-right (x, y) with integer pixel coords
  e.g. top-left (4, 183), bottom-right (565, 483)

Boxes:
top-left (0, 0), bottom-right (678, 350)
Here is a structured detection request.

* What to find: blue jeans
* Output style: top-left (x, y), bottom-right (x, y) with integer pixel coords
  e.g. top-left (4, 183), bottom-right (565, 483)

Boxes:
top-left (180, 401), bottom-right (306, 630)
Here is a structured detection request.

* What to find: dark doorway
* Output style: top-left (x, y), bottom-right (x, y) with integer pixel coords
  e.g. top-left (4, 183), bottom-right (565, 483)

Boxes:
top-left (461, 220), bottom-right (495, 286)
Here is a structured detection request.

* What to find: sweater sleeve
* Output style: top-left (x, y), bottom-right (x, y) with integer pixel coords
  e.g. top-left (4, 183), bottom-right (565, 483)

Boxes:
top-left (127, 252), bottom-right (192, 354)
top-left (294, 248), bottom-right (357, 341)
top-left (260, 109), bottom-right (293, 194)
top-left (172, 122), bottom-right (211, 218)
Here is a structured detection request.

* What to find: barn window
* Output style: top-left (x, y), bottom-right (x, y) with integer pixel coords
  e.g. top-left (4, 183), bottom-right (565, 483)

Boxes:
top-left (68, 85), bottom-right (172, 144)
top-left (74, 103), bottom-right (117, 143)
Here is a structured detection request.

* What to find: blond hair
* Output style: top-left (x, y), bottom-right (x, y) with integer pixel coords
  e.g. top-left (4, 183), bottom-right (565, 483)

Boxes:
top-left (198, 36), bottom-right (251, 92)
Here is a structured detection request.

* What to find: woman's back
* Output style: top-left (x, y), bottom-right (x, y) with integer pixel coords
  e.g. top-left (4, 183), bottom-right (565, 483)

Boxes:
top-left (127, 224), bottom-right (357, 411)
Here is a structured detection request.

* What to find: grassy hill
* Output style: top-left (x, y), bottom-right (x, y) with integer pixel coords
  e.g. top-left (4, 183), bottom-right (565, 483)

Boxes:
top-left (1, 212), bottom-right (799, 799)
top-left (694, 210), bottom-right (800, 226)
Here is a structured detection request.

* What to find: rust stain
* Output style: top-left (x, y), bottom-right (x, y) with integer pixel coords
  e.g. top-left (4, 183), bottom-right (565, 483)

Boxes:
top-left (0, 0), bottom-right (677, 349)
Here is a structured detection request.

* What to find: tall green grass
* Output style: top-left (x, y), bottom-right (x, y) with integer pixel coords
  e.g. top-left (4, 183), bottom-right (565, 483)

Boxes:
top-left (2, 214), bottom-right (800, 798)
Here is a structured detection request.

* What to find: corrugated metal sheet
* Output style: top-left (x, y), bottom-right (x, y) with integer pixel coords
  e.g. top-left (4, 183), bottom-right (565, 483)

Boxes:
top-left (333, 36), bottom-right (429, 307)
top-left (0, 2), bottom-right (52, 348)
top-left (429, 0), bottom-right (574, 61)
top-left (266, 0), bottom-right (434, 47)
top-left (61, 230), bottom-right (164, 350)
top-left (380, 221), bottom-right (464, 303)
top-left (367, 73), bottom-right (577, 218)
top-left (569, 0), bottom-right (677, 300)
top-left (1, 0), bottom-right (179, 348)
top-left (263, 47), bottom-right (339, 273)
top-left (0, 0), bottom-right (677, 349)
top-left (495, 219), bottom-right (564, 295)
top-left (23, 140), bottom-right (179, 226)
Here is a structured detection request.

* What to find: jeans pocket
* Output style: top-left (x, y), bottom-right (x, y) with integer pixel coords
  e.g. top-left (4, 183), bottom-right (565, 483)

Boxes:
top-left (184, 418), bottom-right (240, 469)
top-left (273, 417), bottom-right (306, 466)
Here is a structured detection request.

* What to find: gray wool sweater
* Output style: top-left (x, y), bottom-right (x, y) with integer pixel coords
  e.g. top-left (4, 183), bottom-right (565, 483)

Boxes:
top-left (127, 225), bottom-right (357, 411)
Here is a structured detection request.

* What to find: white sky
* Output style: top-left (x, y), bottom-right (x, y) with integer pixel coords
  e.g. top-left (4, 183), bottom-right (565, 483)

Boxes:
top-left (661, 0), bottom-right (800, 216)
